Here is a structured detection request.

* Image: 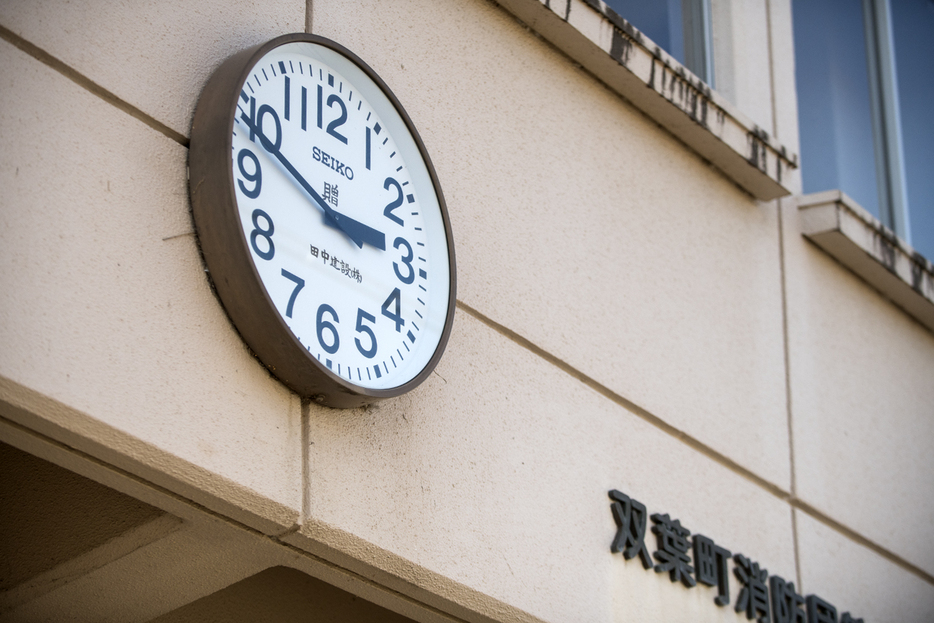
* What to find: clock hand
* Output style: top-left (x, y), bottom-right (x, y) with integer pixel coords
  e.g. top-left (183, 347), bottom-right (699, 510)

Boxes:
top-left (324, 207), bottom-right (387, 251)
top-left (240, 113), bottom-right (386, 251)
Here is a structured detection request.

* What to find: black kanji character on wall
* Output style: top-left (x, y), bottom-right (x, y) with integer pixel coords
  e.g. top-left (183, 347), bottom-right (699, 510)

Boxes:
top-left (651, 513), bottom-right (696, 587)
top-left (841, 613), bottom-right (863, 623)
top-left (693, 533), bottom-right (731, 606)
top-left (734, 554), bottom-right (771, 622)
top-left (807, 595), bottom-right (837, 623)
top-left (608, 490), bottom-right (652, 569)
top-left (770, 575), bottom-right (806, 623)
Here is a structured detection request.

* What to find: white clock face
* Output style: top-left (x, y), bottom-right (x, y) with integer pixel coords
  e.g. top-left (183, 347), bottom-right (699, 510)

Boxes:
top-left (228, 40), bottom-right (452, 391)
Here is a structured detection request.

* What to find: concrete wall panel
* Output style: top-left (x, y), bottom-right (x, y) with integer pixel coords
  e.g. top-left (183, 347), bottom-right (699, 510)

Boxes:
top-left (0, 41), bottom-right (302, 527)
top-left (303, 310), bottom-right (797, 623)
top-left (796, 511), bottom-right (934, 623)
top-left (0, 0), bottom-right (305, 138)
top-left (782, 200), bottom-right (934, 576)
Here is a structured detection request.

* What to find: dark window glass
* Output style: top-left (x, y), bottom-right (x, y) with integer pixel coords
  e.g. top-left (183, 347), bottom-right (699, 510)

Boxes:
top-left (606, 0), bottom-right (684, 60)
top-left (605, 0), bottom-right (711, 84)
top-left (891, 0), bottom-right (934, 259)
top-left (793, 0), bottom-right (881, 219)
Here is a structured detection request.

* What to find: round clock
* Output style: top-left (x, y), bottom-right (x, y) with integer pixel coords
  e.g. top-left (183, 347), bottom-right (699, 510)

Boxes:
top-left (189, 34), bottom-right (456, 408)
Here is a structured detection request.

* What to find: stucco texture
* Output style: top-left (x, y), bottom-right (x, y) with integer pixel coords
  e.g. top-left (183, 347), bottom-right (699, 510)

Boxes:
top-left (311, 0), bottom-right (791, 495)
top-left (782, 198), bottom-right (934, 578)
top-left (303, 310), bottom-right (797, 623)
top-left (0, 0), bottom-right (306, 138)
top-left (0, 37), bottom-right (302, 529)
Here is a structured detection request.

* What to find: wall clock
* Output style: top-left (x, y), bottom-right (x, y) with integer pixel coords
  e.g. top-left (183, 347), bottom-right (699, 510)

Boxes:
top-left (189, 34), bottom-right (456, 408)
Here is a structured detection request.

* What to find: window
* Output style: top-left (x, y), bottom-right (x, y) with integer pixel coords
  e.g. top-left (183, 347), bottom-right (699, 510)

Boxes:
top-left (793, 0), bottom-right (934, 260)
top-left (605, 0), bottom-right (715, 86)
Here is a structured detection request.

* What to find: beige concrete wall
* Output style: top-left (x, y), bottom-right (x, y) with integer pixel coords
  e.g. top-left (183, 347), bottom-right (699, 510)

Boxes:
top-left (301, 310), bottom-right (798, 622)
top-left (1, 0), bottom-right (932, 621)
top-left (0, 0), bottom-right (307, 533)
top-left (782, 196), bottom-right (934, 577)
top-left (313, 0), bottom-right (791, 490)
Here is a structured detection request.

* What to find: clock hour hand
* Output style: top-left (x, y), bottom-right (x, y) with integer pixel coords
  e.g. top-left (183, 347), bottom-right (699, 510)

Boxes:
top-left (240, 113), bottom-right (386, 251)
top-left (323, 208), bottom-right (386, 251)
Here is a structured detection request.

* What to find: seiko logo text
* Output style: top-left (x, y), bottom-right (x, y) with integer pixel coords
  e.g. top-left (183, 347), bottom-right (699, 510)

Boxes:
top-left (313, 146), bottom-right (354, 180)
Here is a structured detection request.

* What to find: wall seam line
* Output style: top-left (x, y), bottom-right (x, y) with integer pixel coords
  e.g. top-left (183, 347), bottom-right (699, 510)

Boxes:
top-left (789, 506), bottom-right (802, 591)
top-left (766, 0), bottom-right (803, 591)
top-left (789, 496), bottom-right (934, 585)
top-left (0, 23), bottom-right (189, 148)
top-left (454, 299), bottom-right (934, 587)
top-left (455, 300), bottom-right (790, 500)
top-left (301, 398), bottom-right (311, 525)
top-left (776, 200), bottom-right (802, 589)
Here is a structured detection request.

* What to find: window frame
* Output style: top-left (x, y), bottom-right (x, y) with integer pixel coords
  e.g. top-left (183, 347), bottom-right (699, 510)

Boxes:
top-left (862, 0), bottom-right (911, 242)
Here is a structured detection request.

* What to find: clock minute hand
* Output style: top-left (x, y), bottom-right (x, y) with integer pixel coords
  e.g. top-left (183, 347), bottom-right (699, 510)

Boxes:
top-left (280, 153), bottom-right (387, 251)
top-left (269, 152), bottom-right (370, 248)
top-left (241, 114), bottom-right (385, 251)
top-left (241, 114), bottom-right (356, 243)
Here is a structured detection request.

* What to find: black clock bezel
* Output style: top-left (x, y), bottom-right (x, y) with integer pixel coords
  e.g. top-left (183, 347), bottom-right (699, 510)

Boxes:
top-left (188, 33), bottom-right (456, 408)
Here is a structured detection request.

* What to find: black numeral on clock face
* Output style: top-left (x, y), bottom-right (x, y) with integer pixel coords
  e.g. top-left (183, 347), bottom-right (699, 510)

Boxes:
top-left (393, 237), bottom-right (415, 284)
top-left (240, 96), bottom-right (282, 151)
top-left (316, 304), bottom-right (340, 354)
top-left (309, 306), bottom-right (383, 360)
top-left (326, 95), bottom-right (348, 144)
top-left (281, 269), bottom-right (304, 318)
top-left (317, 84), bottom-right (323, 130)
top-left (381, 288), bottom-right (404, 333)
top-left (354, 309), bottom-right (378, 358)
top-left (250, 209), bottom-right (275, 260)
top-left (237, 149), bottom-right (262, 198)
top-left (383, 177), bottom-right (404, 226)
top-left (316, 84), bottom-right (348, 145)
top-left (257, 105), bottom-right (282, 150)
